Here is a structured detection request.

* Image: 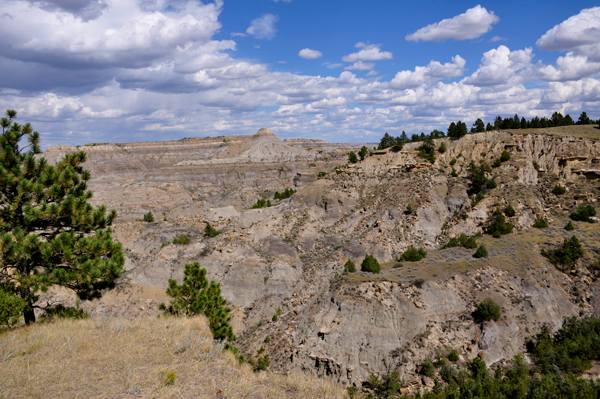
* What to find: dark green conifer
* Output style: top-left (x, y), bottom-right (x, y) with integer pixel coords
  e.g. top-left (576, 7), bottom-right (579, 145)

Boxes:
top-left (0, 109), bottom-right (124, 324)
top-left (161, 262), bottom-right (234, 341)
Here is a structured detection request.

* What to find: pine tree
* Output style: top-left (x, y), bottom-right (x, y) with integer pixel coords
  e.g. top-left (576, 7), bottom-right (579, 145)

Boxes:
top-left (360, 254), bottom-right (381, 273)
top-left (472, 118), bottom-right (485, 133)
top-left (358, 146), bottom-right (368, 161)
top-left (348, 151), bottom-right (358, 164)
top-left (577, 112), bottom-right (591, 125)
top-left (161, 262), bottom-right (234, 341)
top-left (0, 109), bottom-right (124, 324)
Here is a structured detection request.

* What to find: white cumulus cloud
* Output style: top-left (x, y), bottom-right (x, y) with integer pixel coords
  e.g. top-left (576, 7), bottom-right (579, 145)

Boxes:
top-left (246, 14), bottom-right (278, 40)
top-left (342, 42), bottom-right (392, 62)
top-left (344, 61), bottom-right (375, 71)
top-left (536, 7), bottom-right (600, 54)
top-left (390, 56), bottom-right (466, 89)
top-left (298, 48), bottom-right (322, 59)
top-left (406, 5), bottom-right (499, 42)
top-left (463, 46), bottom-right (533, 87)
top-left (539, 53), bottom-right (600, 81)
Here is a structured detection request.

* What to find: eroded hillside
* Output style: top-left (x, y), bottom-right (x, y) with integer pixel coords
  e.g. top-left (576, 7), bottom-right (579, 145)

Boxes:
top-left (38, 125), bottom-right (600, 391)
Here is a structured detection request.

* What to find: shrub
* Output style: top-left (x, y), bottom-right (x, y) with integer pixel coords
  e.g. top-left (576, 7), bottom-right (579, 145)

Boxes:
top-left (471, 191), bottom-right (485, 207)
top-left (565, 221), bottom-right (575, 231)
top-left (553, 184), bottom-right (567, 195)
top-left (474, 244), bottom-right (489, 258)
top-left (343, 259), bottom-right (356, 274)
top-left (450, 157), bottom-right (457, 166)
top-left (487, 215), bottom-right (513, 237)
top-left (541, 235), bottom-right (584, 272)
top-left (264, 336), bottom-right (271, 343)
top-left (205, 223), bottom-right (222, 238)
top-left (504, 204), bottom-right (516, 217)
top-left (358, 146), bottom-right (368, 161)
top-left (413, 278), bottom-right (425, 288)
top-left (417, 137), bottom-right (436, 164)
top-left (493, 158), bottom-right (502, 168)
top-left (172, 235), bottom-right (191, 245)
top-left (448, 349), bottom-right (459, 362)
top-left (368, 371), bottom-right (401, 398)
top-left (361, 254), bottom-right (381, 274)
top-left (441, 233), bottom-right (478, 249)
top-left (438, 142), bottom-right (447, 153)
top-left (530, 316), bottom-right (600, 375)
top-left (251, 198), bottom-right (269, 209)
top-left (39, 304), bottom-right (88, 322)
top-left (348, 151), bottom-right (358, 164)
top-left (405, 204), bottom-right (413, 215)
top-left (272, 307), bottom-right (283, 322)
top-left (158, 369), bottom-right (176, 386)
top-left (474, 297), bottom-right (501, 322)
top-left (533, 161), bottom-right (540, 171)
top-left (434, 356), bottom-right (448, 368)
top-left (486, 178), bottom-right (498, 189)
top-left (317, 171), bottom-right (326, 178)
top-left (440, 364), bottom-right (457, 382)
top-left (160, 262), bottom-right (234, 341)
top-left (0, 289), bottom-right (26, 327)
top-left (397, 246), bottom-right (427, 262)
top-left (533, 217), bottom-right (549, 228)
top-left (143, 212), bottom-right (154, 222)
top-left (570, 204), bottom-right (596, 223)
top-left (420, 358), bottom-right (436, 377)
top-left (451, 168), bottom-right (458, 177)
top-left (500, 150), bottom-right (511, 162)
top-left (274, 188), bottom-right (296, 201)
top-left (254, 356), bottom-right (270, 372)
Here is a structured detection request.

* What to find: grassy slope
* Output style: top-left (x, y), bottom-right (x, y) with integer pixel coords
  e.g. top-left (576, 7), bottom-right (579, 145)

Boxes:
top-left (0, 316), bottom-right (346, 399)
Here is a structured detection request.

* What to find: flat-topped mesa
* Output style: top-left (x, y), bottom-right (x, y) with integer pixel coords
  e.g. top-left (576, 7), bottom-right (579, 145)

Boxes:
top-left (252, 128), bottom-right (276, 137)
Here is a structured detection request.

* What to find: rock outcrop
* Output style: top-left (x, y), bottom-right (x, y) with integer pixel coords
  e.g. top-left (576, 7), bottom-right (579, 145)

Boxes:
top-left (39, 126), bottom-right (600, 390)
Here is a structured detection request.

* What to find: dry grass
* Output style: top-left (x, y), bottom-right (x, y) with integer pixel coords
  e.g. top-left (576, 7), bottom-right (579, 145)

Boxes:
top-left (0, 316), bottom-right (347, 399)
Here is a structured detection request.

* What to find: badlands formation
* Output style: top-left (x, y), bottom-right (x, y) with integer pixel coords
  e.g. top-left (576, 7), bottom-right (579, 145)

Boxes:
top-left (41, 125), bottom-right (600, 389)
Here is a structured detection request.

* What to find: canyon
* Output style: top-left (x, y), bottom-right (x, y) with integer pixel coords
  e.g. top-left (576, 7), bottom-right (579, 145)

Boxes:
top-left (40, 125), bottom-right (600, 390)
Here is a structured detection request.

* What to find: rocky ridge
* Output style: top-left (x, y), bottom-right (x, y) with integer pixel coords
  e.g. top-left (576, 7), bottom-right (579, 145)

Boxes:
top-left (40, 125), bottom-right (600, 391)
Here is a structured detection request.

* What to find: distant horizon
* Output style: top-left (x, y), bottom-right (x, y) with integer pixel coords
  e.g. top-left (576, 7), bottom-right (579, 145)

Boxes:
top-left (1, 1), bottom-right (599, 150)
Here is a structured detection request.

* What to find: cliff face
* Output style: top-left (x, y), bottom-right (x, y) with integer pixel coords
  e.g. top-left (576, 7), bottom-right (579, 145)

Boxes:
top-left (40, 126), bottom-right (600, 390)
top-left (42, 128), bottom-right (357, 221)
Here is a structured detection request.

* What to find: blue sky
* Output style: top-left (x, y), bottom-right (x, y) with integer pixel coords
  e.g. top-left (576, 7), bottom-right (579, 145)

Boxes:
top-left (0, 0), bottom-right (599, 148)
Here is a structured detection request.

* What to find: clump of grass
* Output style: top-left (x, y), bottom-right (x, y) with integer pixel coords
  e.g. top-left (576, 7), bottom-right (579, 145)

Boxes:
top-left (553, 184), bottom-right (567, 195)
top-left (272, 307), bottom-right (283, 322)
top-left (158, 369), bottom-right (176, 386)
top-left (172, 234), bottom-right (191, 245)
top-left (533, 217), bottom-right (549, 228)
top-left (205, 223), bottom-right (222, 238)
